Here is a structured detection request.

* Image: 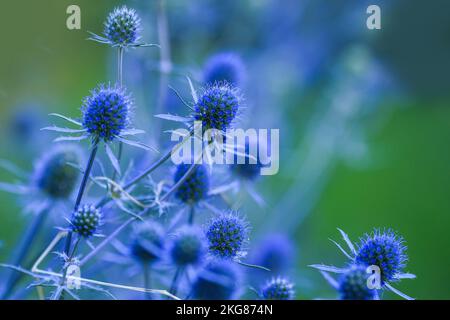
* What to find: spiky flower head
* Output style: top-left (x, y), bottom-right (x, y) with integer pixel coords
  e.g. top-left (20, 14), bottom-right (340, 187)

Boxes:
top-left (355, 229), bottom-right (407, 283)
top-left (104, 6), bottom-right (141, 47)
top-left (205, 212), bottom-right (249, 259)
top-left (32, 144), bottom-right (82, 199)
top-left (174, 164), bottom-right (209, 204)
top-left (338, 265), bottom-right (377, 300)
top-left (191, 261), bottom-right (242, 300)
top-left (251, 233), bottom-right (295, 275)
top-left (203, 53), bottom-right (245, 86)
top-left (194, 83), bottom-right (240, 132)
top-left (81, 84), bottom-right (131, 142)
top-left (230, 140), bottom-right (263, 180)
top-left (261, 277), bottom-right (295, 300)
top-left (169, 226), bottom-right (207, 267)
top-left (70, 204), bottom-right (102, 238)
top-left (130, 221), bottom-right (165, 264)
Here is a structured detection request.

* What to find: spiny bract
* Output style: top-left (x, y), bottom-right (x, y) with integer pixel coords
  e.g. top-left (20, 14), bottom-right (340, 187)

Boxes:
top-left (355, 229), bottom-right (407, 283)
top-left (205, 212), bottom-right (248, 259)
top-left (191, 261), bottom-right (242, 300)
top-left (104, 6), bottom-right (141, 46)
top-left (130, 221), bottom-right (165, 264)
top-left (70, 204), bottom-right (102, 238)
top-left (261, 277), bottom-right (295, 300)
top-left (338, 265), bottom-right (377, 300)
top-left (203, 52), bottom-right (245, 86)
top-left (32, 144), bottom-right (82, 199)
top-left (169, 226), bottom-right (207, 267)
top-left (82, 84), bottom-right (131, 142)
top-left (174, 164), bottom-right (209, 204)
top-left (194, 83), bottom-right (239, 132)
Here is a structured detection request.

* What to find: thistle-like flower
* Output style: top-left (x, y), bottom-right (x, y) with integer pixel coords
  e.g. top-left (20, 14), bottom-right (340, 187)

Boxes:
top-left (310, 228), bottom-right (416, 300)
top-left (250, 233), bottom-right (295, 275)
top-left (32, 144), bottom-right (82, 199)
top-left (355, 229), bottom-right (407, 284)
top-left (129, 221), bottom-right (165, 265)
top-left (203, 52), bottom-right (245, 87)
top-left (43, 84), bottom-right (153, 154)
top-left (230, 140), bottom-right (263, 180)
top-left (81, 84), bottom-right (130, 142)
top-left (191, 261), bottom-right (242, 300)
top-left (174, 164), bottom-right (209, 205)
top-left (194, 83), bottom-right (240, 132)
top-left (205, 212), bottom-right (249, 260)
top-left (338, 265), bottom-right (377, 300)
top-left (70, 204), bottom-right (102, 238)
top-left (88, 6), bottom-right (156, 48)
top-left (104, 6), bottom-right (140, 47)
top-left (260, 277), bottom-right (295, 300)
top-left (169, 226), bottom-right (207, 267)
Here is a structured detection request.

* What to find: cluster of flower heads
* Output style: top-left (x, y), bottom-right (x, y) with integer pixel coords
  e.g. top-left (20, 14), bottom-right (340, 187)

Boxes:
top-left (311, 228), bottom-right (415, 300)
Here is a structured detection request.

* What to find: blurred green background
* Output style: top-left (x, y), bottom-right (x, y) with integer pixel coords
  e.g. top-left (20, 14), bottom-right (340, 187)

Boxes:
top-left (0, 0), bottom-right (449, 299)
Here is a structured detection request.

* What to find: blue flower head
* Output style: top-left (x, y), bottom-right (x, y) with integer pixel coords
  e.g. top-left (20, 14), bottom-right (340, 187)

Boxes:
top-left (310, 228), bottom-right (415, 300)
top-left (261, 277), bottom-right (295, 300)
top-left (32, 144), bottom-right (82, 199)
top-left (251, 233), bottom-right (295, 275)
top-left (194, 83), bottom-right (240, 132)
top-left (230, 140), bottom-right (264, 180)
top-left (130, 221), bottom-right (165, 264)
top-left (174, 164), bottom-right (209, 204)
top-left (205, 212), bottom-right (249, 260)
top-left (203, 53), bottom-right (245, 86)
top-left (169, 226), bottom-right (207, 267)
top-left (70, 204), bottom-right (102, 238)
top-left (355, 229), bottom-right (407, 284)
top-left (104, 6), bottom-right (141, 47)
top-left (338, 265), bottom-right (377, 300)
top-left (82, 84), bottom-right (131, 142)
top-left (191, 261), bottom-right (242, 300)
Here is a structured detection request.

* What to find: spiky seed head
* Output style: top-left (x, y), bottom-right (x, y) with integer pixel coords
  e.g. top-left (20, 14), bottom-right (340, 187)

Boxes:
top-left (81, 84), bottom-right (131, 142)
top-left (130, 221), bottom-right (165, 264)
top-left (70, 204), bottom-right (102, 238)
top-left (194, 83), bottom-right (240, 132)
top-left (261, 277), bottom-right (295, 300)
top-left (32, 144), bottom-right (82, 199)
top-left (104, 6), bottom-right (141, 46)
top-left (174, 164), bottom-right (209, 204)
top-left (169, 226), bottom-right (207, 267)
top-left (203, 53), bottom-right (245, 86)
top-left (338, 265), bottom-right (377, 300)
top-left (355, 229), bottom-right (407, 283)
top-left (191, 261), bottom-right (242, 300)
top-left (205, 212), bottom-right (248, 259)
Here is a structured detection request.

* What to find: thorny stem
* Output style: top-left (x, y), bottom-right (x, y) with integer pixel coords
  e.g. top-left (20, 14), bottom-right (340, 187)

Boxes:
top-left (0, 206), bottom-right (50, 299)
top-left (80, 157), bottom-right (201, 267)
top-left (169, 267), bottom-right (183, 296)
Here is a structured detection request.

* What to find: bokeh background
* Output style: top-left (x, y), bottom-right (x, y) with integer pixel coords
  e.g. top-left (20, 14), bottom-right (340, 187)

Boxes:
top-left (0, 0), bottom-right (449, 299)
